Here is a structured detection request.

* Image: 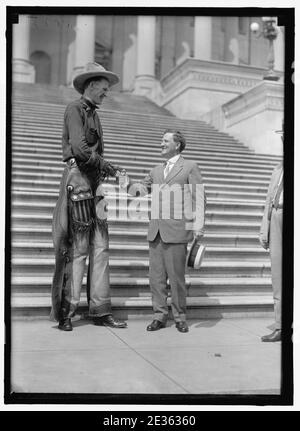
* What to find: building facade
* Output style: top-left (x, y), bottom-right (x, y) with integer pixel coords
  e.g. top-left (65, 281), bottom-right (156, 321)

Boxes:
top-left (12, 14), bottom-right (285, 154)
top-left (12, 14), bottom-right (284, 89)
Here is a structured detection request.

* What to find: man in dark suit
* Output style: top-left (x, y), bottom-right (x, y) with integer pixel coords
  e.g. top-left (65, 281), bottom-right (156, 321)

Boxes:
top-left (259, 126), bottom-right (283, 342)
top-left (121, 130), bottom-right (206, 332)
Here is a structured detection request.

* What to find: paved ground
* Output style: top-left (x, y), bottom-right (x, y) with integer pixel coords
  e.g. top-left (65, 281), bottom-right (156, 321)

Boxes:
top-left (9, 317), bottom-right (281, 395)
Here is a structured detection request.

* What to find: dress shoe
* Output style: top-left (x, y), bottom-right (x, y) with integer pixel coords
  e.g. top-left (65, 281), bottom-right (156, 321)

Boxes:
top-left (175, 321), bottom-right (189, 333)
top-left (146, 320), bottom-right (166, 331)
top-left (261, 329), bottom-right (281, 342)
top-left (58, 318), bottom-right (73, 331)
top-left (94, 314), bottom-right (127, 328)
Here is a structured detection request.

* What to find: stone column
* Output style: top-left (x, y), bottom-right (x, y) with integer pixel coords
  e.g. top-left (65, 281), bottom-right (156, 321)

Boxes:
top-left (72, 15), bottom-right (96, 80)
top-left (134, 15), bottom-right (156, 96)
top-left (224, 17), bottom-right (239, 64)
top-left (12, 14), bottom-right (35, 83)
top-left (194, 16), bottom-right (212, 60)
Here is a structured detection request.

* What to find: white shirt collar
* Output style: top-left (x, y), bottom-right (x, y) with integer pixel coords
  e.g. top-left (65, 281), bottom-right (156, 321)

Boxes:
top-left (166, 154), bottom-right (180, 165)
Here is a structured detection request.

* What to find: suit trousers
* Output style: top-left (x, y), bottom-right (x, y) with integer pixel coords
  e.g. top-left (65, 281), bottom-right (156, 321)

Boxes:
top-left (64, 224), bottom-right (112, 318)
top-left (149, 233), bottom-right (187, 323)
top-left (269, 208), bottom-right (283, 329)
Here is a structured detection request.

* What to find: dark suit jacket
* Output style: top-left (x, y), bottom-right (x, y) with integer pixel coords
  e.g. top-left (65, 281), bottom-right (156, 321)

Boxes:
top-left (128, 156), bottom-right (206, 243)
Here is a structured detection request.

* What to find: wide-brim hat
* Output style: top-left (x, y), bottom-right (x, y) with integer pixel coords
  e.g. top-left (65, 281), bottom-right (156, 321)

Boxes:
top-left (186, 237), bottom-right (206, 269)
top-left (73, 62), bottom-right (120, 94)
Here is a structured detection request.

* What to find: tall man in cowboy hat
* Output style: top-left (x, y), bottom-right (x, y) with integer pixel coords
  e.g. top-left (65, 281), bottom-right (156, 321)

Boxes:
top-left (51, 62), bottom-right (127, 331)
top-left (120, 130), bottom-right (206, 333)
top-left (259, 123), bottom-right (284, 342)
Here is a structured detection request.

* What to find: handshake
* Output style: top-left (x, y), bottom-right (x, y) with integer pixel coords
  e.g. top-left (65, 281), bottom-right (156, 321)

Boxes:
top-left (116, 169), bottom-right (130, 189)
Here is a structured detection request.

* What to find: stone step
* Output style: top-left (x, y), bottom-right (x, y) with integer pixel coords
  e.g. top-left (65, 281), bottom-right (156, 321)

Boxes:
top-left (11, 213), bottom-right (261, 234)
top-left (11, 136), bottom-right (256, 159)
top-left (11, 275), bottom-right (272, 296)
top-left (12, 122), bottom-right (244, 143)
top-left (12, 143), bottom-right (279, 168)
top-left (11, 165), bottom-right (273, 182)
top-left (11, 168), bottom-right (274, 188)
top-left (11, 186), bottom-right (268, 202)
top-left (11, 108), bottom-right (219, 128)
top-left (8, 104), bottom-right (278, 156)
top-left (11, 172), bottom-right (271, 189)
top-left (11, 140), bottom-right (280, 166)
top-left (12, 202), bottom-right (264, 225)
top-left (11, 153), bottom-right (278, 173)
top-left (11, 227), bottom-right (261, 247)
top-left (12, 242), bottom-right (268, 261)
top-left (10, 293), bottom-right (274, 319)
top-left (12, 101), bottom-right (243, 136)
top-left (12, 195), bottom-right (265, 213)
top-left (11, 179), bottom-right (268, 196)
top-left (12, 257), bottom-right (271, 278)
top-left (11, 157), bottom-right (274, 180)
top-left (12, 89), bottom-right (174, 116)
top-left (12, 122), bottom-right (245, 146)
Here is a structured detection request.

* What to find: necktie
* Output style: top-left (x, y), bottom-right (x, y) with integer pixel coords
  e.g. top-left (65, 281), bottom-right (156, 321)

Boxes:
top-left (272, 170), bottom-right (283, 209)
top-left (164, 161), bottom-right (171, 179)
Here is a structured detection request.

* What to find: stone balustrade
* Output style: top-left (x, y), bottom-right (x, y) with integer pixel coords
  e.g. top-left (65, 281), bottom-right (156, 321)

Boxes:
top-left (158, 57), bottom-right (283, 120)
top-left (201, 80), bottom-right (284, 155)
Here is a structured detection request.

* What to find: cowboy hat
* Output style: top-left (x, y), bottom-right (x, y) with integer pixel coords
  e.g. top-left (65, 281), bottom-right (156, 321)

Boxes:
top-left (186, 237), bottom-right (206, 269)
top-left (73, 62), bottom-right (119, 94)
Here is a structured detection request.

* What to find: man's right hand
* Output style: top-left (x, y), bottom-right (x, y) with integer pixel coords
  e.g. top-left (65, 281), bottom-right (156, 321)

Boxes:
top-left (193, 231), bottom-right (204, 241)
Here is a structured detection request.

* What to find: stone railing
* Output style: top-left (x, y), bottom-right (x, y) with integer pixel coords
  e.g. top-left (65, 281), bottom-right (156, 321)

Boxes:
top-left (157, 58), bottom-right (283, 119)
top-left (201, 80), bottom-right (284, 155)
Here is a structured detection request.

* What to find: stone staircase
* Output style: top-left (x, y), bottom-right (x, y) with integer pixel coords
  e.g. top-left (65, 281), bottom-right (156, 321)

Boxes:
top-left (10, 84), bottom-right (282, 319)
top-left (12, 82), bottom-right (174, 116)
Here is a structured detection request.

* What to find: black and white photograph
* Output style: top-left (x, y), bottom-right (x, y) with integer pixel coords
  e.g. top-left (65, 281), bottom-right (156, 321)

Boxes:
top-left (1, 0), bottom-right (297, 412)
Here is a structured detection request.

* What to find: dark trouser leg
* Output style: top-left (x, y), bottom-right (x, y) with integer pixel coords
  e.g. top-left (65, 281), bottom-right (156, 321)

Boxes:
top-left (64, 232), bottom-right (89, 318)
top-left (149, 234), bottom-right (168, 323)
top-left (88, 223), bottom-right (112, 318)
top-left (269, 208), bottom-right (283, 330)
top-left (163, 241), bottom-right (187, 322)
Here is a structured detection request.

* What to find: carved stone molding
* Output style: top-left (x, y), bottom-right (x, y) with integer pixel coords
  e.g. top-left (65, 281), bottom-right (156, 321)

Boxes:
top-left (223, 81), bottom-right (284, 122)
top-left (159, 58), bottom-right (281, 113)
top-left (189, 71), bottom-right (259, 89)
top-left (162, 70), bottom-right (260, 94)
top-left (161, 58), bottom-right (274, 91)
